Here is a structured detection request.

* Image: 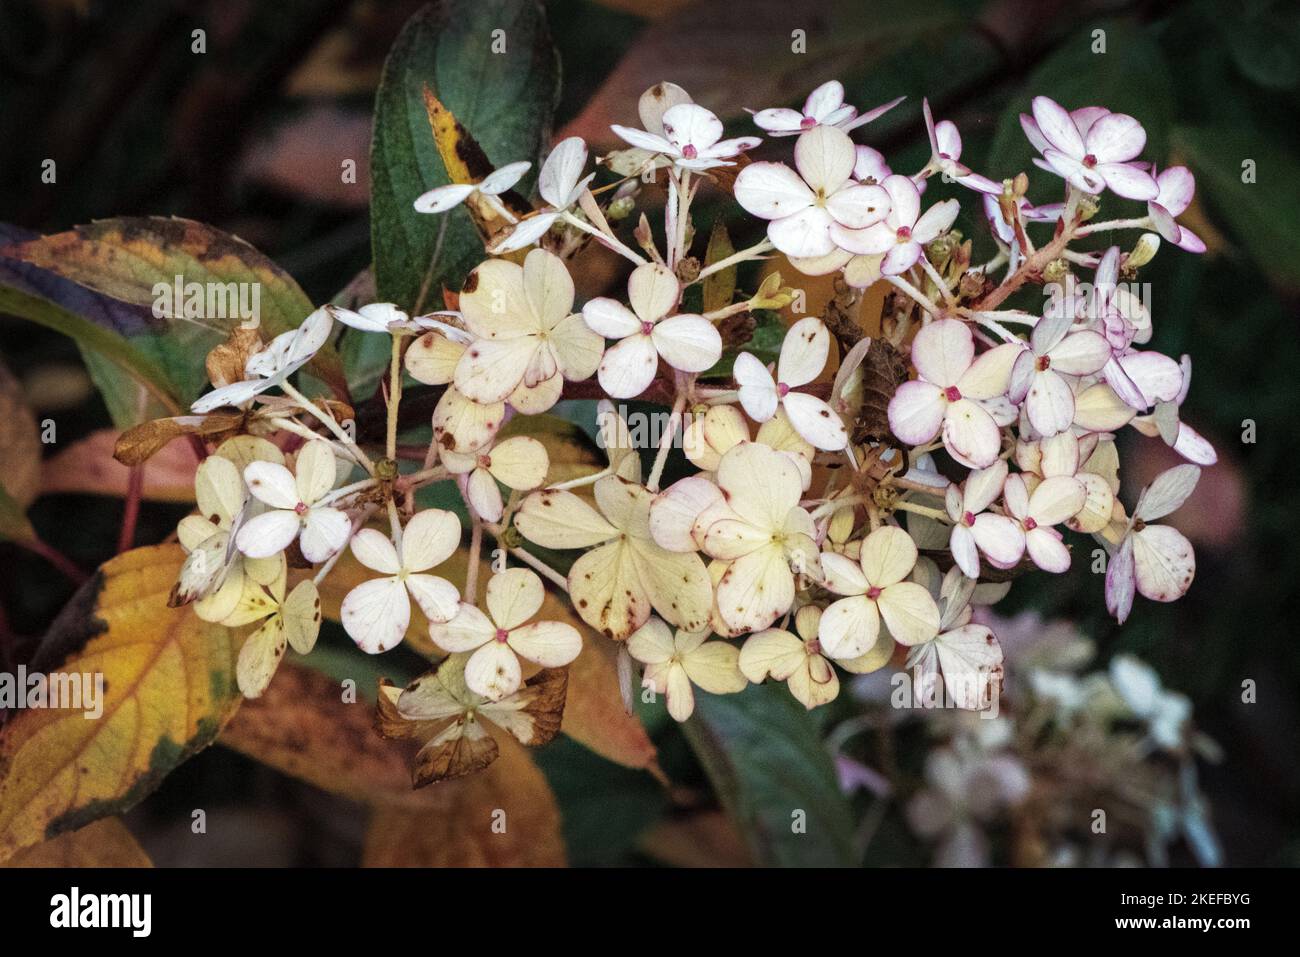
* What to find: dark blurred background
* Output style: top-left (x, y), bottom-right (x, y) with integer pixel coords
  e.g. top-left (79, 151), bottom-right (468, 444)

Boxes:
top-left (0, 0), bottom-right (1297, 865)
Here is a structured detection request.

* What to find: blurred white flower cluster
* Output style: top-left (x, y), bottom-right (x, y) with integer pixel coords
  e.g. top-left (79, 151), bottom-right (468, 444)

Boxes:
top-left (840, 610), bottom-right (1219, 867)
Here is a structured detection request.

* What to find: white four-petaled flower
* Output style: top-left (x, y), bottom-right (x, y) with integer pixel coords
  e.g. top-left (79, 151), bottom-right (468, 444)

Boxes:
top-left (583, 262), bottom-right (721, 398)
top-left (342, 508), bottom-right (463, 654)
top-left (432, 568), bottom-right (583, 701)
top-left (235, 440), bottom-right (351, 563)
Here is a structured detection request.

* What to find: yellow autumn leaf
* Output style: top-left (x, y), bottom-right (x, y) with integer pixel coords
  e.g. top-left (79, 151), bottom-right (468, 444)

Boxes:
top-left (2, 817), bottom-right (152, 868)
top-left (0, 544), bottom-right (239, 863)
top-left (363, 735), bottom-right (566, 867)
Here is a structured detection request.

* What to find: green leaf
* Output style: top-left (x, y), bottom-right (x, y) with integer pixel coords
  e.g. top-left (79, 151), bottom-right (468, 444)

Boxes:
top-left (370, 0), bottom-right (560, 313)
top-left (0, 283), bottom-right (180, 414)
top-left (1172, 124), bottom-right (1300, 288)
top-left (0, 216), bottom-right (347, 406)
top-left (682, 683), bottom-right (857, 867)
top-left (988, 20), bottom-right (1175, 203)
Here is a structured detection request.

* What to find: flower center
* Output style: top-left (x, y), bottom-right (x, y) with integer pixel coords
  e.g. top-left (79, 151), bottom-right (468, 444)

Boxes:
top-left (478, 453), bottom-right (492, 469)
top-left (293, 502), bottom-right (309, 515)
top-left (494, 628), bottom-right (510, 643)
top-left (807, 638), bottom-right (822, 655)
top-left (963, 510), bottom-right (976, 527)
top-left (1023, 517), bottom-right (1038, 531)
top-left (800, 116), bottom-right (817, 130)
top-left (641, 320), bottom-right (655, 336)
top-left (896, 226), bottom-right (912, 242)
top-left (944, 385), bottom-right (962, 402)
top-left (682, 144), bottom-right (698, 159)
top-left (1082, 153), bottom-right (1097, 168)
top-left (1036, 354), bottom-right (1051, 372)
top-left (866, 586), bottom-right (883, 600)
top-left (777, 382), bottom-right (791, 398)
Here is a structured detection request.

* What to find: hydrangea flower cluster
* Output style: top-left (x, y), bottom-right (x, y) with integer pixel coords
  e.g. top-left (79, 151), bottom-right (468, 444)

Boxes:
top-left (156, 78), bottom-right (1213, 778)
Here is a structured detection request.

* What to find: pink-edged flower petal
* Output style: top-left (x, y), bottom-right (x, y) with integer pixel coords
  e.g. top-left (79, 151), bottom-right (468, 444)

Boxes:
top-left (911, 318), bottom-right (973, 388)
top-left (1106, 535), bottom-right (1137, 623)
top-left (1118, 351), bottom-right (1183, 406)
top-left (1025, 527), bottom-right (1071, 573)
top-left (794, 124), bottom-right (855, 193)
top-left (652, 314), bottom-right (722, 373)
top-left (661, 103), bottom-right (724, 151)
top-left (830, 220), bottom-right (894, 256)
top-left (1098, 162), bottom-right (1159, 200)
top-left (777, 316), bottom-right (830, 387)
top-left (942, 399), bottom-right (1001, 468)
top-left (880, 174), bottom-right (920, 227)
top-left (804, 80), bottom-right (845, 121)
top-left (767, 204), bottom-right (836, 258)
top-left (971, 513), bottom-right (1025, 567)
top-left (1048, 330), bottom-right (1110, 375)
top-left (582, 298), bottom-right (642, 339)
top-left (610, 124), bottom-right (673, 154)
top-left (1085, 113), bottom-right (1146, 163)
top-left (782, 392), bottom-right (847, 451)
top-left (1154, 166), bottom-right (1195, 215)
top-left (826, 183), bottom-right (890, 229)
top-left (598, 333), bottom-right (660, 399)
top-left (853, 145), bottom-right (891, 183)
top-left (733, 351), bottom-right (779, 422)
top-left (1031, 96), bottom-right (1085, 157)
top-left (888, 380), bottom-right (945, 445)
top-left (752, 107), bottom-right (806, 133)
top-left (734, 161), bottom-right (815, 219)
top-left (1024, 370), bottom-right (1076, 437)
top-left (881, 241), bottom-right (921, 276)
top-left (912, 199), bottom-right (960, 243)
top-left (1133, 524), bottom-right (1195, 602)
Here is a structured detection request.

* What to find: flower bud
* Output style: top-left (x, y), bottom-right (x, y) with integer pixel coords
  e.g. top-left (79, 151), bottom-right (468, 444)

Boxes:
top-left (1127, 232), bottom-right (1161, 269)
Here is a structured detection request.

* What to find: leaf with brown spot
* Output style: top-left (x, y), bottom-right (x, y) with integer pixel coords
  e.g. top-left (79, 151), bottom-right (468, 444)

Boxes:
top-left (1, 217), bottom-right (348, 403)
top-left (219, 662), bottom-right (426, 808)
top-left (0, 544), bottom-right (239, 862)
top-left (2, 817), bottom-right (151, 868)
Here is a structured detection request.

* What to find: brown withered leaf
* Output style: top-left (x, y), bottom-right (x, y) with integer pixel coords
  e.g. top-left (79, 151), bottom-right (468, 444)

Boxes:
top-left (362, 734), bottom-right (566, 867)
top-left (114, 412), bottom-right (245, 465)
top-left (205, 325), bottom-right (264, 389)
top-left (852, 338), bottom-right (910, 445)
top-left (377, 656), bottom-right (568, 788)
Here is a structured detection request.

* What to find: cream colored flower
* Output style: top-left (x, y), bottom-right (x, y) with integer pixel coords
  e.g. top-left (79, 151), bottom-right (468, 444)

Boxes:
top-left (515, 476), bottom-right (713, 640)
top-left (431, 568), bottom-right (582, 701)
top-left (818, 525), bottom-right (940, 658)
top-left (628, 617), bottom-right (746, 721)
